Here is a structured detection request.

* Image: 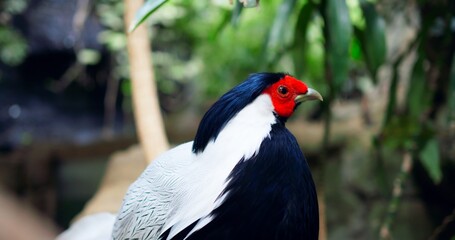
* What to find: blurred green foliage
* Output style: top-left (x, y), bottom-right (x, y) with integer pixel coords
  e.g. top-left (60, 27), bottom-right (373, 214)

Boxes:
top-left (77, 49), bottom-right (102, 65)
top-left (0, 28), bottom-right (28, 66)
top-left (127, 0), bottom-right (387, 98)
top-left (104, 0), bottom-right (452, 189)
top-left (0, 0), bottom-right (28, 66)
top-left (2, 0), bottom-right (27, 14)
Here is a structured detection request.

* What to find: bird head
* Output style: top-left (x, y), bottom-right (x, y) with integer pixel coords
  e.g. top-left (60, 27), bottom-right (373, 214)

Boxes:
top-left (192, 72), bottom-right (322, 154)
top-left (262, 74), bottom-right (323, 118)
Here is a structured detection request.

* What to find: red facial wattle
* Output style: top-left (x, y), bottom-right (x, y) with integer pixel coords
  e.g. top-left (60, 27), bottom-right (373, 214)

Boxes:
top-left (262, 75), bottom-right (309, 118)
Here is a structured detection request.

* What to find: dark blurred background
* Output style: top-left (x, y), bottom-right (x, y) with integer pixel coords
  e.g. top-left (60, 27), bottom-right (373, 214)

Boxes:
top-left (0, 0), bottom-right (454, 239)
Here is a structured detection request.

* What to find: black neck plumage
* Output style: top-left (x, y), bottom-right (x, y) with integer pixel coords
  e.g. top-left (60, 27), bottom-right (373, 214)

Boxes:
top-left (192, 73), bottom-right (286, 154)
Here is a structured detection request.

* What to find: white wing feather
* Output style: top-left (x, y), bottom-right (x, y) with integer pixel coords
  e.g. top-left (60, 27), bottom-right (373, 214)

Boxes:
top-left (56, 212), bottom-right (116, 240)
top-left (112, 142), bottom-right (194, 239)
top-left (112, 94), bottom-right (276, 240)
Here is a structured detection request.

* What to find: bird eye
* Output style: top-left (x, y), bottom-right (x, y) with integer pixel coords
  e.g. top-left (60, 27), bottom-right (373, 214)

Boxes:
top-left (277, 85), bottom-right (289, 97)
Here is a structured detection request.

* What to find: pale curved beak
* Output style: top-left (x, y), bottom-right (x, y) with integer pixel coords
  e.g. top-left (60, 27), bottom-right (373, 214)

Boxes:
top-left (295, 88), bottom-right (323, 103)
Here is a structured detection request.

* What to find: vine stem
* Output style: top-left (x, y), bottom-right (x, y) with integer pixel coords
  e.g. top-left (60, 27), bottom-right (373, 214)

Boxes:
top-left (428, 208), bottom-right (455, 240)
top-left (379, 151), bottom-right (413, 240)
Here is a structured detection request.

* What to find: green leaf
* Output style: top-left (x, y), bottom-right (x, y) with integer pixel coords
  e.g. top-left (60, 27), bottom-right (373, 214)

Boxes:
top-left (304, 40), bottom-right (324, 83)
top-left (209, 9), bottom-right (231, 40)
top-left (325, 0), bottom-right (352, 90)
top-left (347, 0), bottom-right (364, 29)
top-left (350, 36), bottom-right (362, 61)
top-left (406, 57), bottom-right (430, 118)
top-left (419, 138), bottom-right (442, 184)
top-left (294, 2), bottom-right (315, 44)
top-left (231, 0), bottom-right (244, 27)
top-left (292, 1), bottom-right (316, 77)
top-left (264, 0), bottom-right (298, 64)
top-left (129, 0), bottom-right (169, 32)
top-left (359, 2), bottom-right (386, 81)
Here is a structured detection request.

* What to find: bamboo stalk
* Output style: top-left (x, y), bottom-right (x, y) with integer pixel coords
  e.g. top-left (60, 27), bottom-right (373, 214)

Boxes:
top-left (124, 0), bottom-right (169, 163)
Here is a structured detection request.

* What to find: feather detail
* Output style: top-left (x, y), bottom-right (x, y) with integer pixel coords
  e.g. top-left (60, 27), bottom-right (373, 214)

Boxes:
top-left (113, 94), bottom-right (277, 240)
top-left (57, 213), bottom-right (116, 240)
